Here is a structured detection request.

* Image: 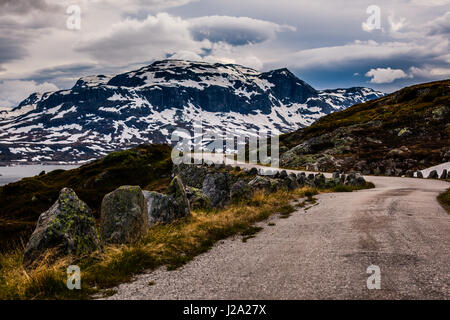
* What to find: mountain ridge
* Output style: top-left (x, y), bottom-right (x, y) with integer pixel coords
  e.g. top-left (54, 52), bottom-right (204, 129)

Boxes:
top-left (0, 59), bottom-right (384, 163)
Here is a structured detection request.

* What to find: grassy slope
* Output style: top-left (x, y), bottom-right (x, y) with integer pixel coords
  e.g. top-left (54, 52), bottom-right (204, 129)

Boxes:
top-left (0, 144), bottom-right (173, 251)
top-left (280, 80), bottom-right (450, 171)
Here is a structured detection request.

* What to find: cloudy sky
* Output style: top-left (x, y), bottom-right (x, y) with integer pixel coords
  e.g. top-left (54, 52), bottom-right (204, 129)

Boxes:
top-left (0, 0), bottom-right (449, 108)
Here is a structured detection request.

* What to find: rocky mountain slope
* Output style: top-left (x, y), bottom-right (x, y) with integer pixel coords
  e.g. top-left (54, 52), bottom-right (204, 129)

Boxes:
top-left (0, 59), bottom-right (383, 163)
top-left (280, 80), bottom-right (450, 175)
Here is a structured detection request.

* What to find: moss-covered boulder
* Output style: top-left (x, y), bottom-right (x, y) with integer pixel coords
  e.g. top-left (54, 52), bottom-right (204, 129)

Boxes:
top-left (185, 187), bottom-right (211, 210)
top-left (100, 186), bottom-right (148, 244)
top-left (167, 176), bottom-right (191, 217)
top-left (23, 188), bottom-right (99, 269)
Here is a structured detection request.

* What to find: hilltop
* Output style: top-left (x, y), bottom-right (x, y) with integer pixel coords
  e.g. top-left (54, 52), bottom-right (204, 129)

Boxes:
top-left (280, 80), bottom-right (450, 175)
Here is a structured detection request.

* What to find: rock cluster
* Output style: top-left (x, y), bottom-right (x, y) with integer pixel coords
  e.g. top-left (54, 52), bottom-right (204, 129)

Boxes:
top-left (23, 164), bottom-right (369, 268)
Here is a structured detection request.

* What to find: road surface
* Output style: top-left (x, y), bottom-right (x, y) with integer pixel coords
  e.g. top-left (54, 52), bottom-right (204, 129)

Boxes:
top-left (107, 169), bottom-right (450, 300)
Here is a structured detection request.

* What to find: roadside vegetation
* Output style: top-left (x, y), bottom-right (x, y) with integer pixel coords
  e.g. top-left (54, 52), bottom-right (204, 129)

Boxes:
top-left (0, 180), bottom-right (374, 300)
top-left (0, 188), bottom-right (305, 299)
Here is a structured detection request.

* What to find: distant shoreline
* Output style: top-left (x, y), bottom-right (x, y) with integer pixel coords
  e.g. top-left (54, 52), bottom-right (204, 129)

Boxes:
top-left (0, 161), bottom-right (88, 167)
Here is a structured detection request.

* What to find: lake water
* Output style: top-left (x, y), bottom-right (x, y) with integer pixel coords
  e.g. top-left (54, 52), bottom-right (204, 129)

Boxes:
top-left (0, 165), bottom-right (79, 186)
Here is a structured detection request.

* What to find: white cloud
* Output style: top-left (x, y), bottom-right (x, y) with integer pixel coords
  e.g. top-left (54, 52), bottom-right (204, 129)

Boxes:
top-left (388, 13), bottom-right (407, 32)
top-left (365, 67), bottom-right (408, 84)
top-left (0, 80), bottom-right (58, 108)
top-left (76, 13), bottom-right (294, 64)
top-left (77, 13), bottom-right (203, 63)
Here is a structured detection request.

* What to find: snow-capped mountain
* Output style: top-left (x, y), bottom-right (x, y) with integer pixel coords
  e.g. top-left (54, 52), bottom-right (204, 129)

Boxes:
top-left (0, 60), bottom-right (384, 163)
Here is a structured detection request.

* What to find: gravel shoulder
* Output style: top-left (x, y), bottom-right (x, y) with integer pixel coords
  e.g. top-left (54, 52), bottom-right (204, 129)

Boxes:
top-left (106, 172), bottom-right (450, 300)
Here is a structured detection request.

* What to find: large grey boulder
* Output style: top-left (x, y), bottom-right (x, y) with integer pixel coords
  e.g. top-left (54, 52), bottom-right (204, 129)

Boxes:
top-left (185, 187), bottom-right (211, 210)
top-left (285, 176), bottom-right (299, 190)
top-left (143, 176), bottom-right (191, 225)
top-left (279, 170), bottom-right (288, 179)
top-left (231, 180), bottom-right (253, 203)
top-left (428, 170), bottom-right (439, 179)
top-left (23, 188), bottom-right (99, 268)
top-left (346, 173), bottom-right (366, 187)
top-left (297, 174), bottom-right (306, 187)
top-left (100, 185), bottom-right (148, 244)
top-left (248, 176), bottom-right (272, 193)
top-left (202, 172), bottom-right (230, 208)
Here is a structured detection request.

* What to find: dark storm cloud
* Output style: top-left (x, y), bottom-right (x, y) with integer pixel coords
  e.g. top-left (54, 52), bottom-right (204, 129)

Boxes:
top-left (189, 16), bottom-right (295, 46)
top-left (24, 63), bottom-right (98, 82)
top-left (427, 11), bottom-right (450, 35)
top-left (0, 36), bottom-right (28, 64)
top-left (0, 0), bottom-right (57, 15)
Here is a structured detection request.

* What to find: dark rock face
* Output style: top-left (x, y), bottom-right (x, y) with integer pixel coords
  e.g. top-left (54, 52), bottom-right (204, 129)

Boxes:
top-left (173, 164), bottom-right (209, 189)
top-left (202, 172), bottom-right (230, 208)
top-left (100, 186), bottom-right (148, 244)
top-left (231, 180), bottom-right (253, 203)
top-left (428, 170), bottom-right (439, 179)
top-left (23, 188), bottom-right (99, 268)
top-left (297, 173), bottom-right (306, 187)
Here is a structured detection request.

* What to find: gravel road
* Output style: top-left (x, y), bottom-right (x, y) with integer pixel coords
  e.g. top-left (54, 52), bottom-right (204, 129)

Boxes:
top-left (106, 172), bottom-right (450, 300)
